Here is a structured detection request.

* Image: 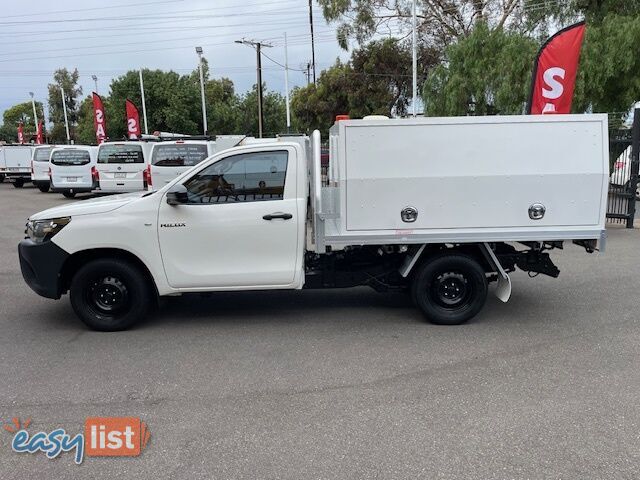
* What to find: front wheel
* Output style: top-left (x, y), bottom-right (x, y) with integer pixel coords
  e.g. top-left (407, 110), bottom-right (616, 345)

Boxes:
top-left (411, 253), bottom-right (488, 325)
top-left (70, 258), bottom-right (154, 331)
top-left (62, 191), bottom-right (76, 198)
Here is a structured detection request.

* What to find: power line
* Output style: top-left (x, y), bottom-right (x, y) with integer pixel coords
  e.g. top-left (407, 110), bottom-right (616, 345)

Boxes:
top-left (0, 0), bottom-right (183, 19)
top-left (0, 19), bottom-right (324, 46)
top-left (0, 31), bottom-right (343, 64)
top-left (0, 25), bottom-right (336, 58)
top-left (0, 2), bottom-right (313, 26)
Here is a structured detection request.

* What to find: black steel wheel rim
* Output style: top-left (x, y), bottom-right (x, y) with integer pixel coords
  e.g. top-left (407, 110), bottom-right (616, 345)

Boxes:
top-left (87, 275), bottom-right (130, 315)
top-left (430, 271), bottom-right (473, 309)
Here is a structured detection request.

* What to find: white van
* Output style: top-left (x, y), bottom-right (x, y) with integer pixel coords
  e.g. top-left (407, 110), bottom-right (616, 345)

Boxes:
top-left (50, 146), bottom-right (99, 198)
top-left (31, 145), bottom-right (57, 192)
top-left (2, 145), bottom-right (34, 188)
top-left (148, 140), bottom-right (215, 189)
top-left (95, 141), bottom-right (154, 193)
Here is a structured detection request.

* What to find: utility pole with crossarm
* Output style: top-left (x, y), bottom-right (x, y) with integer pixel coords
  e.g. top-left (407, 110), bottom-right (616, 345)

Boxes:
top-left (235, 39), bottom-right (273, 138)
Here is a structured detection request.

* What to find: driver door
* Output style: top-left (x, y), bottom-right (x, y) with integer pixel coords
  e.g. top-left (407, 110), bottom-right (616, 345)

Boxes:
top-left (157, 146), bottom-right (300, 289)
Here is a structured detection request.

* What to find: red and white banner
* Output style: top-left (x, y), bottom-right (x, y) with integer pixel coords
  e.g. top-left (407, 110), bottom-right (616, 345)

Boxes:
top-left (125, 99), bottom-right (141, 139)
top-left (36, 121), bottom-right (44, 144)
top-left (527, 21), bottom-right (586, 115)
top-left (17, 122), bottom-right (24, 143)
top-left (92, 92), bottom-right (107, 144)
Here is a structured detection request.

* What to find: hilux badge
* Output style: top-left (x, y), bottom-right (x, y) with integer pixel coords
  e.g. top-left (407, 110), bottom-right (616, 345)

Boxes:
top-left (160, 223), bottom-right (186, 228)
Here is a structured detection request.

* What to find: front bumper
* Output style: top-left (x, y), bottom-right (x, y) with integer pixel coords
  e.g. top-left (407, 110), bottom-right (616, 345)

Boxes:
top-left (18, 239), bottom-right (69, 299)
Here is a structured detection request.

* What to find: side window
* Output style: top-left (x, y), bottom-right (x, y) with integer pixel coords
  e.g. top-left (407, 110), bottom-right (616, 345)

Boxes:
top-left (183, 150), bottom-right (288, 204)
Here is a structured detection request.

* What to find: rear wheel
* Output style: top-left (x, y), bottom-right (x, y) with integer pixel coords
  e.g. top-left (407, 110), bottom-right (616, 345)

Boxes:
top-left (13, 179), bottom-right (24, 188)
top-left (62, 191), bottom-right (76, 198)
top-left (37, 184), bottom-right (50, 193)
top-left (70, 258), bottom-right (154, 331)
top-left (411, 253), bottom-right (488, 325)
top-left (0, 174), bottom-right (4, 183)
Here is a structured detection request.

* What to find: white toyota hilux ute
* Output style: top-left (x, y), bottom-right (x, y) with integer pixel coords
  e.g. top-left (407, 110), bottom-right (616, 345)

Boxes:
top-left (19, 115), bottom-right (609, 331)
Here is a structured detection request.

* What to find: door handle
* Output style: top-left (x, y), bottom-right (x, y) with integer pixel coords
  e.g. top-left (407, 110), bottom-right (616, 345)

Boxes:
top-left (263, 212), bottom-right (293, 220)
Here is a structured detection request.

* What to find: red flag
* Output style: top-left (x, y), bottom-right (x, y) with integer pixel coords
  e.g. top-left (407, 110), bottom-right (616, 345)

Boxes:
top-left (92, 92), bottom-right (107, 144)
top-left (36, 121), bottom-right (44, 144)
top-left (527, 21), bottom-right (585, 115)
top-left (125, 99), bottom-right (141, 139)
top-left (17, 123), bottom-right (24, 143)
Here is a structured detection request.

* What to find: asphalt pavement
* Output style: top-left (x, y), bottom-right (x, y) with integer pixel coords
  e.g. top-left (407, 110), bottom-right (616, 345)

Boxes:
top-left (1, 181), bottom-right (639, 479)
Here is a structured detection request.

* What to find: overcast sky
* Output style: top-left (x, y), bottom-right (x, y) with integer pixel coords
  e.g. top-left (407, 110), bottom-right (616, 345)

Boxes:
top-left (0, 0), bottom-right (349, 122)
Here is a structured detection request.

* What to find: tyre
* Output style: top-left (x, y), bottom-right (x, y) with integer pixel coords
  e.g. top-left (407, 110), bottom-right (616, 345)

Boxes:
top-left (62, 191), bottom-right (76, 198)
top-left (70, 258), bottom-right (154, 331)
top-left (37, 184), bottom-right (50, 193)
top-left (411, 253), bottom-right (488, 325)
top-left (13, 179), bottom-right (24, 188)
top-left (0, 174), bottom-right (4, 183)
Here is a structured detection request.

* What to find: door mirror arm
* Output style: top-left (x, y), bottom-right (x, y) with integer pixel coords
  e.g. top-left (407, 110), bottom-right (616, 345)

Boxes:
top-left (166, 184), bottom-right (189, 205)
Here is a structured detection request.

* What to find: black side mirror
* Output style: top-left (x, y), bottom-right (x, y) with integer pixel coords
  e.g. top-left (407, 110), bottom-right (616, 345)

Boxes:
top-left (166, 184), bottom-right (188, 205)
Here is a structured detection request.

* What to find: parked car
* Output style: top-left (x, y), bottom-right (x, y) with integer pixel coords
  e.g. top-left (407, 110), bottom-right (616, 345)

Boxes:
top-left (18, 114), bottom-right (608, 331)
top-left (148, 140), bottom-right (215, 190)
top-left (1, 145), bottom-right (34, 188)
top-left (31, 145), bottom-right (57, 192)
top-left (609, 145), bottom-right (640, 199)
top-left (50, 146), bottom-right (99, 198)
top-left (95, 141), bottom-right (154, 193)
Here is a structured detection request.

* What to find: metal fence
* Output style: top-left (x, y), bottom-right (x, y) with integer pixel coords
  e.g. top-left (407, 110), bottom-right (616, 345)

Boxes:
top-left (607, 108), bottom-right (639, 228)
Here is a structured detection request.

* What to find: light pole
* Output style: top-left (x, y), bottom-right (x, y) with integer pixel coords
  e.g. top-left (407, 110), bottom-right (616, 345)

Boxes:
top-left (28, 92), bottom-right (39, 130)
top-left (308, 0), bottom-right (316, 84)
top-left (139, 69), bottom-right (149, 135)
top-left (411, 0), bottom-right (417, 117)
top-left (195, 46), bottom-right (208, 136)
top-left (60, 86), bottom-right (71, 144)
top-left (235, 39), bottom-right (272, 138)
top-left (92, 75), bottom-right (98, 93)
top-left (284, 33), bottom-right (291, 133)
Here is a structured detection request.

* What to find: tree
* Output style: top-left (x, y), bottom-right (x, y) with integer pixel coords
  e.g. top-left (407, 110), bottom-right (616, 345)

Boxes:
top-left (318, 0), bottom-right (536, 52)
top-left (291, 61), bottom-right (353, 135)
top-left (423, 11), bottom-right (640, 118)
top-left (573, 14), bottom-right (640, 116)
top-left (205, 77), bottom-right (241, 135)
top-left (0, 123), bottom-right (17, 142)
top-left (423, 24), bottom-right (537, 116)
top-left (75, 96), bottom-right (97, 145)
top-left (48, 68), bottom-right (82, 143)
top-left (99, 69), bottom-right (199, 139)
top-left (235, 85), bottom-right (287, 137)
top-left (292, 39), bottom-right (435, 133)
top-left (3, 101), bottom-right (44, 134)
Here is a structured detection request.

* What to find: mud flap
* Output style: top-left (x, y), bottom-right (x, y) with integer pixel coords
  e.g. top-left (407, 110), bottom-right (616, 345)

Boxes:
top-left (481, 243), bottom-right (512, 303)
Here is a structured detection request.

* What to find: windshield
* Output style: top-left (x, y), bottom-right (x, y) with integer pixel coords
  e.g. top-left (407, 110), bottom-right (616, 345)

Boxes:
top-left (98, 144), bottom-right (144, 164)
top-left (51, 150), bottom-right (91, 166)
top-left (34, 147), bottom-right (53, 161)
top-left (151, 144), bottom-right (208, 167)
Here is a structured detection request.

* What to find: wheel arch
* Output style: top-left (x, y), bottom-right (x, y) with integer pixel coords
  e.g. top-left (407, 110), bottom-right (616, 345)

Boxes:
top-left (60, 248), bottom-right (159, 298)
top-left (405, 243), bottom-right (496, 279)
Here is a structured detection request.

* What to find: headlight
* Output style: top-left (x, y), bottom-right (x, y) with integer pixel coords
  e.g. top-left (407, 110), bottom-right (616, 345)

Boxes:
top-left (25, 217), bottom-right (71, 243)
